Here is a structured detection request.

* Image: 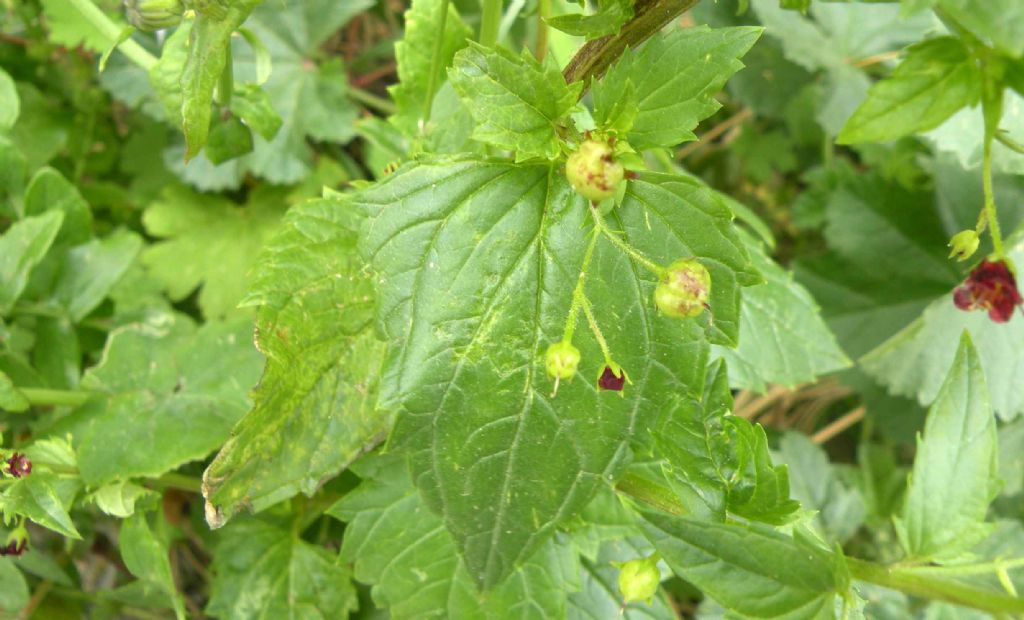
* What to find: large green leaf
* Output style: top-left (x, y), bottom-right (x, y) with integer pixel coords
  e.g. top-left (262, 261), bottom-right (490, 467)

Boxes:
top-left (449, 44), bottom-right (582, 161)
top-left (331, 455), bottom-right (593, 619)
top-left (0, 210), bottom-right (64, 314)
top-left (389, 0), bottom-right (473, 135)
top-left (207, 518), bottom-right (358, 619)
top-left (140, 185), bottom-right (285, 319)
top-left (595, 26), bottom-right (762, 150)
top-left (895, 333), bottom-right (999, 559)
top-left (716, 236), bottom-right (849, 391)
top-left (75, 312), bottom-right (263, 485)
top-left (202, 198), bottom-right (388, 526)
top-left (354, 159), bottom-right (756, 587)
top-left (641, 514), bottom-right (839, 619)
top-left (838, 37), bottom-right (981, 144)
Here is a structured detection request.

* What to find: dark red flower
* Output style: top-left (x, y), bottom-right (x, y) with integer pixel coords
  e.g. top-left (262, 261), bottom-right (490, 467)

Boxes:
top-left (5, 453), bottom-right (31, 478)
top-left (598, 366), bottom-right (626, 391)
top-left (953, 259), bottom-right (1023, 323)
top-left (0, 538), bottom-right (27, 557)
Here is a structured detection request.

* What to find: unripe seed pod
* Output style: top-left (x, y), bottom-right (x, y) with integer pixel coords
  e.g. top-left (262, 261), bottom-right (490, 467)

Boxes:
top-left (617, 554), bottom-right (661, 603)
top-left (566, 139), bottom-right (625, 202)
top-left (654, 258), bottom-right (711, 318)
top-left (545, 342), bottom-right (581, 380)
top-left (125, 0), bottom-right (185, 31)
top-left (948, 229), bottom-right (980, 261)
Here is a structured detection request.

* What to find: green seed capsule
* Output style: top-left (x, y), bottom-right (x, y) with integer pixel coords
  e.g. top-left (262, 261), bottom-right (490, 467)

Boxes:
top-left (566, 139), bottom-right (625, 202)
top-left (654, 258), bottom-right (711, 318)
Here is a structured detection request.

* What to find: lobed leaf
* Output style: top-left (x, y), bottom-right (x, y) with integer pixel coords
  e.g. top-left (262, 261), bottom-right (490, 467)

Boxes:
top-left (354, 158), bottom-right (755, 587)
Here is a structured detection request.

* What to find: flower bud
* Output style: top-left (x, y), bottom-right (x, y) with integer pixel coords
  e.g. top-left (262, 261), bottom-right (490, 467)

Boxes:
top-left (0, 525), bottom-right (28, 557)
top-left (124, 0), bottom-right (185, 31)
top-left (545, 342), bottom-right (580, 380)
top-left (617, 554), bottom-right (660, 603)
top-left (566, 139), bottom-right (625, 202)
top-left (597, 364), bottom-right (627, 391)
top-left (948, 230), bottom-right (980, 261)
top-left (654, 258), bottom-right (711, 318)
top-left (4, 452), bottom-right (31, 479)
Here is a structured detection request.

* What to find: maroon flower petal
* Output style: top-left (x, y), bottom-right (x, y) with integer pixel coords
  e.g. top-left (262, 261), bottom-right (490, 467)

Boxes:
top-left (952, 259), bottom-right (1022, 323)
top-left (598, 366), bottom-right (625, 391)
top-left (0, 539), bottom-right (27, 557)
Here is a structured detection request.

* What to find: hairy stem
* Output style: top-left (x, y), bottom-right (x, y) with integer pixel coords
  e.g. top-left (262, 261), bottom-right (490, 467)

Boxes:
top-left (535, 0), bottom-right (550, 60)
top-left (563, 0), bottom-right (700, 89)
top-left (66, 0), bottom-right (158, 70)
top-left (562, 228), bottom-right (601, 343)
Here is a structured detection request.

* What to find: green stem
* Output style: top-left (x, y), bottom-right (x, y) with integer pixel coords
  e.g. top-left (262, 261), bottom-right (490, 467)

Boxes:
top-left (591, 208), bottom-right (664, 277)
top-left (479, 0), bottom-right (502, 46)
top-left (348, 85), bottom-right (398, 115)
top-left (147, 472), bottom-right (202, 493)
top-left (563, 0), bottom-right (701, 89)
top-left (847, 558), bottom-right (1024, 615)
top-left (66, 0), bottom-right (158, 70)
top-left (214, 44), bottom-right (233, 106)
top-left (422, 0), bottom-right (451, 125)
top-left (981, 133), bottom-right (1005, 258)
top-left (899, 557), bottom-right (1024, 577)
top-left (995, 131), bottom-right (1024, 155)
top-left (19, 388), bottom-right (94, 408)
top-left (535, 0), bottom-right (550, 60)
top-left (615, 473), bottom-right (687, 517)
top-left (562, 228), bottom-right (601, 343)
top-left (581, 297), bottom-right (613, 365)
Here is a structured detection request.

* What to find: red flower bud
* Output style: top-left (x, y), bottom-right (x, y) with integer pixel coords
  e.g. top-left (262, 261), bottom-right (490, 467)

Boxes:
top-left (4, 453), bottom-right (31, 478)
top-left (0, 538), bottom-right (27, 557)
top-left (953, 259), bottom-right (1022, 323)
top-left (598, 365), bottom-right (626, 391)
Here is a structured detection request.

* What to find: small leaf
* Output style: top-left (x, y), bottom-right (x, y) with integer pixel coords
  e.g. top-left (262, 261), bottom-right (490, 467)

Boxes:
top-left (641, 514), bottom-right (839, 619)
top-left (0, 559), bottom-right (29, 615)
top-left (936, 0), bottom-right (1024, 58)
top-left (202, 199), bottom-right (388, 526)
top-left (449, 43), bottom-right (583, 160)
top-left (206, 518), bottom-right (358, 619)
top-left (838, 37), bottom-right (981, 144)
top-left (1, 472), bottom-right (82, 539)
top-left (895, 332), bottom-right (999, 560)
top-left (76, 313), bottom-right (263, 485)
top-left (657, 360), bottom-right (800, 524)
top-left (0, 210), bottom-right (65, 314)
top-left (546, 0), bottom-right (634, 39)
top-left (205, 115), bottom-right (254, 165)
top-left (594, 26), bottom-right (762, 150)
top-left (120, 512), bottom-right (186, 620)
top-left (90, 481), bottom-right (158, 518)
